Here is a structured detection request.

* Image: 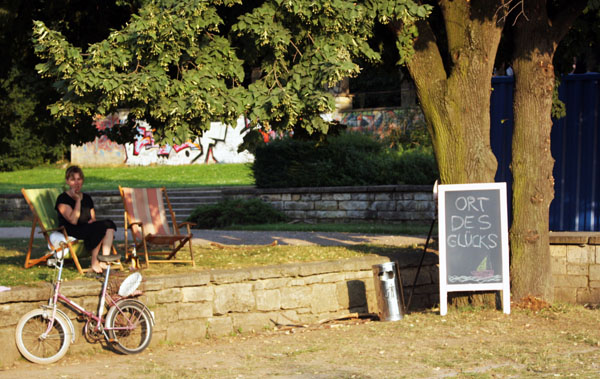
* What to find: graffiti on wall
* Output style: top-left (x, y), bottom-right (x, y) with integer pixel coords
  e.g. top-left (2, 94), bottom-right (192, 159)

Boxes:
top-left (332, 107), bottom-right (425, 141)
top-left (71, 115), bottom-right (254, 166)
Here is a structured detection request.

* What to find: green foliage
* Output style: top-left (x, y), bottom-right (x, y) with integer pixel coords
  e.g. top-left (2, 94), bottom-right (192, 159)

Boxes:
top-left (252, 133), bottom-right (438, 188)
top-left (0, 68), bottom-right (67, 171)
top-left (31, 0), bottom-right (430, 145)
top-left (187, 198), bottom-right (286, 228)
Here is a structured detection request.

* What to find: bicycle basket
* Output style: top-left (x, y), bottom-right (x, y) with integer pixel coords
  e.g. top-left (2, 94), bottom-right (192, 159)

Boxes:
top-left (105, 271), bottom-right (145, 303)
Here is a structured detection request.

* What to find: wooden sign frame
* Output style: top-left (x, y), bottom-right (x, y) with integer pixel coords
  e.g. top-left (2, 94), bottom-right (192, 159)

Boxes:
top-left (438, 182), bottom-right (510, 315)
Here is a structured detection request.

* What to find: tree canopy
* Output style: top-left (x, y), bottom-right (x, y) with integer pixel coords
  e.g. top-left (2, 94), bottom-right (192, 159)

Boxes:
top-left (32, 0), bottom-right (430, 145)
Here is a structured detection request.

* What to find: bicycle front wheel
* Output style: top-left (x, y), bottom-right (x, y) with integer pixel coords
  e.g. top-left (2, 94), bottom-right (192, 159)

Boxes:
top-left (105, 299), bottom-right (153, 354)
top-left (15, 308), bottom-right (72, 364)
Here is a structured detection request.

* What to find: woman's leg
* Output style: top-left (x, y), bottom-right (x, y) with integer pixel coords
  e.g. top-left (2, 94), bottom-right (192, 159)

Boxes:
top-left (90, 242), bottom-right (104, 273)
top-left (101, 228), bottom-right (115, 256)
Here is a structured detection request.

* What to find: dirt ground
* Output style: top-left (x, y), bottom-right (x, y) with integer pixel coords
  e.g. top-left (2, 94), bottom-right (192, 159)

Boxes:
top-left (2, 303), bottom-right (600, 378)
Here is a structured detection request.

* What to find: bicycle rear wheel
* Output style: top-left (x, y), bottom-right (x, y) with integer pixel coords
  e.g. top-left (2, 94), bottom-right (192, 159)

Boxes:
top-left (15, 309), bottom-right (72, 364)
top-left (105, 299), bottom-right (153, 354)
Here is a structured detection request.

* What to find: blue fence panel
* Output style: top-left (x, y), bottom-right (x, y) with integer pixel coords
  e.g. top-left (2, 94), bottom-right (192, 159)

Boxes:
top-left (491, 73), bottom-right (600, 231)
top-left (490, 76), bottom-right (514, 221)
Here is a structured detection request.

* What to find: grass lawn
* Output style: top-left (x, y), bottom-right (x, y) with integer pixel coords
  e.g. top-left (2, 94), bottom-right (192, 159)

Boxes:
top-left (0, 163), bottom-right (254, 194)
top-left (227, 222), bottom-right (435, 235)
top-left (0, 238), bottom-right (420, 287)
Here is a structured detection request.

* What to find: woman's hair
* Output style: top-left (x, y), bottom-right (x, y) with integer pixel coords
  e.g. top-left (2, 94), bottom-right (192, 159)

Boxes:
top-left (65, 165), bottom-right (84, 180)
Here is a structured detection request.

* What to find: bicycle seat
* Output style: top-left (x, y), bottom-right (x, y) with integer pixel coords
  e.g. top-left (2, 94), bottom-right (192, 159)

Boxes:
top-left (98, 254), bottom-right (122, 263)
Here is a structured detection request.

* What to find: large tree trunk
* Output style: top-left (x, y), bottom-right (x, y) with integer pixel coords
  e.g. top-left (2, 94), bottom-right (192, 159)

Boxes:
top-left (406, 1), bottom-right (503, 183)
top-left (510, 0), bottom-right (586, 301)
top-left (405, 1), bottom-right (505, 308)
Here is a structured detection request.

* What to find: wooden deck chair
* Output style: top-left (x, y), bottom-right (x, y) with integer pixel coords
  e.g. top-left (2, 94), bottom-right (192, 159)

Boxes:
top-left (119, 187), bottom-right (195, 267)
top-left (21, 188), bottom-right (87, 274)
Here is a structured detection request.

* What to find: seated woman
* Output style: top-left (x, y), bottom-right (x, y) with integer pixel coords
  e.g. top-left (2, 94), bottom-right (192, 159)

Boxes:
top-left (55, 165), bottom-right (117, 274)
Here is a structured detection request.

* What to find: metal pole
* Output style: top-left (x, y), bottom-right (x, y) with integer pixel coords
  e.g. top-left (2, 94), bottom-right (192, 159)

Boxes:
top-left (405, 217), bottom-right (436, 313)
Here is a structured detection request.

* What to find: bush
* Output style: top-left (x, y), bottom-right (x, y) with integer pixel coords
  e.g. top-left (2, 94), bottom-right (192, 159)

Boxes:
top-left (252, 133), bottom-right (438, 188)
top-left (187, 198), bottom-right (287, 228)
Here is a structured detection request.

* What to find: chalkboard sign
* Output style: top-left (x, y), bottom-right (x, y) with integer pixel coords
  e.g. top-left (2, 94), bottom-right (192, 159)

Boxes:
top-left (437, 183), bottom-right (510, 315)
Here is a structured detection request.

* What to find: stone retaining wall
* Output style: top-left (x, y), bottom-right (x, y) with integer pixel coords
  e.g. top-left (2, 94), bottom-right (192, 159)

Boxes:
top-left (0, 253), bottom-right (439, 368)
top-left (223, 185), bottom-right (435, 224)
top-left (0, 185), bottom-right (435, 224)
top-left (550, 232), bottom-right (600, 304)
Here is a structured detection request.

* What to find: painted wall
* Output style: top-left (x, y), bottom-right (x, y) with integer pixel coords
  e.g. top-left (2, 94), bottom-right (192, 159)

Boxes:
top-left (72, 107), bottom-right (424, 166)
top-left (332, 107), bottom-right (425, 141)
top-left (72, 115), bottom-right (254, 166)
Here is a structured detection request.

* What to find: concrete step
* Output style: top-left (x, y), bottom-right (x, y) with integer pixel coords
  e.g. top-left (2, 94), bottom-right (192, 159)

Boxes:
top-left (94, 187), bottom-right (232, 228)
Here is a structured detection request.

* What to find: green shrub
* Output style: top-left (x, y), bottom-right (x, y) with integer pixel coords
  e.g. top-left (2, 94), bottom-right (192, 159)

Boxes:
top-left (187, 198), bottom-right (287, 228)
top-left (252, 133), bottom-right (438, 188)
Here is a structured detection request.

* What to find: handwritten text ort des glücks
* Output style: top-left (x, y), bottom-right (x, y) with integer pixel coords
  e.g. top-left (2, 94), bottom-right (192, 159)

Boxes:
top-left (447, 196), bottom-right (498, 250)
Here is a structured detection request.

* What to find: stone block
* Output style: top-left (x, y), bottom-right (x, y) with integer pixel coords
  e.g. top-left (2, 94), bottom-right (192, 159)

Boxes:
top-left (267, 201), bottom-right (283, 210)
top-left (368, 201), bottom-right (396, 211)
top-left (550, 245), bottom-right (567, 257)
top-left (314, 201), bottom-right (339, 211)
top-left (284, 210), bottom-right (309, 219)
top-left (566, 264), bottom-right (588, 276)
top-left (154, 288), bottom-right (183, 304)
top-left (206, 316), bottom-right (233, 337)
top-left (0, 327), bottom-right (22, 368)
top-left (567, 245), bottom-right (594, 264)
top-left (152, 304), bottom-right (179, 326)
top-left (182, 286), bottom-right (213, 302)
top-left (346, 211), bottom-right (370, 219)
top-left (351, 193), bottom-right (371, 201)
top-left (577, 288), bottom-right (600, 304)
top-left (590, 281), bottom-right (600, 288)
top-left (312, 210), bottom-right (346, 220)
top-left (332, 193), bottom-right (351, 201)
top-left (231, 312), bottom-right (275, 333)
top-left (210, 269), bottom-right (251, 284)
top-left (260, 194), bottom-right (282, 201)
top-left (255, 289), bottom-right (281, 311)
top-left (338, 201), bottom-right (369, 211)
top-left (213, 283), bottom-right (255, 315)
top-left (0, 302), bottom-right (47, 328)
top-left (311, 283), bottom-right (339, 313)
top-left (298, 260), bottom-right (340, 277)
top-left (337, 280), bottom-right (367, 309)
top-left (374, 193), bottom-right (393, 201)
top-left (395, 192), bottom-right (414, 200)
top-left (166, 319), bottom-right (207, 343)
top-left (280, 286), bottom-right (312, 309)
top-left (319, 273), bottom-right (347, 283)
top-left (414, 193), bottom-right (432, 201)
top-left (281, 194), bottom-right (292, 201)
top-left (300, 194), bottom-right (321, 201)
top-left (553, 274), bottom-right (588, 288)
top-left (589, 265), bottom-right (600, 281)
top-left (284, 201), bottom-right (314, 211)
top-left (158, 273), bottom-right (210, 287)
top-left (252, 278), bottom-right (289, 290)
top-left (551, 256), bottom-right (567, 275)
top-left (178, 302), bottom-right (213, 320)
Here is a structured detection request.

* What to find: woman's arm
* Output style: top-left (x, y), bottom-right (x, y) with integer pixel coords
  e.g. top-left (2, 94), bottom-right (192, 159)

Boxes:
top-left (89, 207), bottom-right (97, 223)
top-left (57, 193), bottom-right (82, 225)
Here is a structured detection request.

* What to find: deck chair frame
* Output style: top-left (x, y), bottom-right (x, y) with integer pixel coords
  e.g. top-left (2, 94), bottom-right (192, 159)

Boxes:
top-left (21, 188), bottom-right (86, 274)
top-left (119, 186), bottom-right (196, 267)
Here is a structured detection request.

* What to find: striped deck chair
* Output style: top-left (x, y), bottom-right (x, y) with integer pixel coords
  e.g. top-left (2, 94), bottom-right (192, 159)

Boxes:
top-left (21, 188), bottom-right (87, 274)
top-left (119, 187), bottom-right (195, 267)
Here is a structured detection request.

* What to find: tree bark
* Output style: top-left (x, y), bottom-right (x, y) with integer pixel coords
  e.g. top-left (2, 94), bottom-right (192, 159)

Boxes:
top-left (404, 1), bottom-right (505, 309)
top-left (510, 0), bottom-right (587, 301)
top-left (406, 1), bottom-right (504, 185)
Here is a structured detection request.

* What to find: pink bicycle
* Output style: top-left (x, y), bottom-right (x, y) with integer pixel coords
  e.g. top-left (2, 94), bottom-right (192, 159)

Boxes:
top-left (15, 251), bottom-right (154, 364)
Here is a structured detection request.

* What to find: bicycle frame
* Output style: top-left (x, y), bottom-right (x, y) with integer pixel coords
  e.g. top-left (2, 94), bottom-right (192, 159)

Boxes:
top-left (45, 256), bottom-right (137, 339)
